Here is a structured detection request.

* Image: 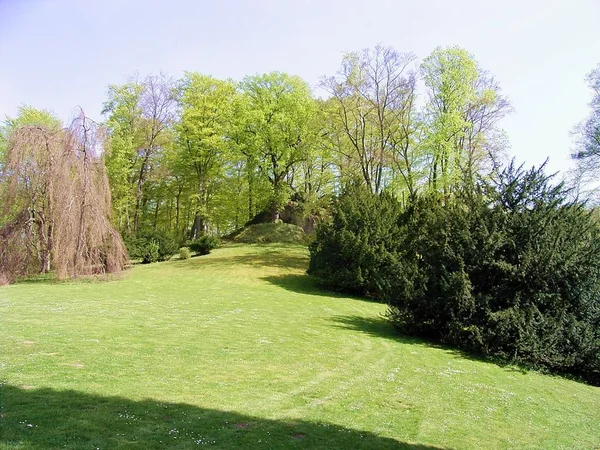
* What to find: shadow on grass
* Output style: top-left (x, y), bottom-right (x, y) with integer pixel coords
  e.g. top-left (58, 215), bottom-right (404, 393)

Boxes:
top-left (260, 272), bottom-right (533, 379)
top-left (331, 315), bottom-right (409, 341)
top-left (262, 274), bottom-right (532, 378)
top-left (261, 273), bottom-right (375, 303)
top-left (262, 274), bottom-right (343, 298)
top-left (0, 385), bottom-right (445, 450)
top-left (331, 315), bottom-right (530, 376)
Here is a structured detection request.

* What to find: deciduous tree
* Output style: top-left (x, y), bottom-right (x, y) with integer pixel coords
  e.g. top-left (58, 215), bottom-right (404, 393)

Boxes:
top-left (571, 64), bottom-right (600, 201)
top-left (102, 73), bottom-right (176, 235)
top-left (322, 46), bottom-right (418, 196)
top-left (240, 72), bottom-right (316, 212)
top-left (175, 73), bottom-right (237, 238)
top-left (0, 110), bottom-right (127, 284)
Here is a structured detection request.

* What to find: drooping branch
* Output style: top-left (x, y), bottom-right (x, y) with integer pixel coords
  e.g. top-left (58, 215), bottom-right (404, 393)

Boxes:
top-left (0, 111), bottom-right (128, 284)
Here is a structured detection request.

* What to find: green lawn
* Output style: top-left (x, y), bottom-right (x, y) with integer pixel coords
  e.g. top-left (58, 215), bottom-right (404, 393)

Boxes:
top-left (1, 244), bottom-right (599, 449)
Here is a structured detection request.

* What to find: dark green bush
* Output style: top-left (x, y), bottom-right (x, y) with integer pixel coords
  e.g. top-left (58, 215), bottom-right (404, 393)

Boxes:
top-left (142, 240), bottom-right (160, 264)
top-left (309, 166), bottom-right (600, 385)
top-left (124, 230), bottom-right (179, 263)
top-left (308, 182), bottom-right (404, 297)
top-left (188, 235), bottom-right (220, 255)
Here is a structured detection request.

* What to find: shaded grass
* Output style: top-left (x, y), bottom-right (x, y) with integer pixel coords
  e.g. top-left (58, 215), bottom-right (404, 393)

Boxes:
top-left (1, 244), bottom-right (599, 449)
top-left (0, 385), bottom-right (441, 449)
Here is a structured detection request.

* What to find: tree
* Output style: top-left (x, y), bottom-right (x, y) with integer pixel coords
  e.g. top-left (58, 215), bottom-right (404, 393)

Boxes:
top-left (421, 47), bottom-right (511, 194)
top-left (295, 100), bottom-right (337, 213)
top-left (175, 73), bottom-right (237, 238)
top-left (240, 72), bottom-right (316, 213)
top-left (322, 46), bottom-right (418, 196)
top-left (309, 162), bottom-right (600, 384)
top-left (102, 73), bottom-right (176, 235)
top-left (227, 92), bottom-right (271, 223)
top-left (308, 181), bottom-right (404, 296)
top-left (571, 64), bottom-right (600, 201)
top-left (0, 110), bottom-right (127, 284)
top-left (0, 105), bottom-right (61, 170)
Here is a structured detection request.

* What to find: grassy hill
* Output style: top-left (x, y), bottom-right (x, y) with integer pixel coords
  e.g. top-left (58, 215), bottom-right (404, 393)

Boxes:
top-left (1, 244), bottom-right (599, 449)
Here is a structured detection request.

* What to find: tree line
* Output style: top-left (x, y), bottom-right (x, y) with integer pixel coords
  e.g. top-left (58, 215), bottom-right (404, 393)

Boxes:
top-left (96, 45), bottom-right (511, 242)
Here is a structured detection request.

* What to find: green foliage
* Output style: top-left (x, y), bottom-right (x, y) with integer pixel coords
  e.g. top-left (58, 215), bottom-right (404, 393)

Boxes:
top-left (420, 46), bottom-right (510, 194)
top-left (234, 223), bottom-right (309, 245)
top-left (102, 75), bottom-right (176, 236)
top-left (179, 246), bottom-right (191, 260)
top-left (175, 73), bottom-right (238, 238)
top-left (187, 235), bottom-right (220, 255)
top-left (310, 164), bottom-right (600, 384)
top-left (125, 230), bottom-right (179, 263)
top-left (321, 46), bottom-right (419, 196)
top-left (308, 182), bottom-right (404, 296)
top-left (143, 240), bottom-right (160, 264)
top-left (0, 106), bottom-right (61, 168)
top-left (240, 72), bottom-right (317, 208)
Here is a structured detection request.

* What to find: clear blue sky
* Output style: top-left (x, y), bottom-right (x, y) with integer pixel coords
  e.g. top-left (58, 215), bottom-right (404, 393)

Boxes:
top-left (1, 0), bottom-right (598, 176)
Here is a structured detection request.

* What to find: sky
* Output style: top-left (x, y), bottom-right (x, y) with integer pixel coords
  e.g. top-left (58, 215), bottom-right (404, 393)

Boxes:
top-left (0, 0), bottom-right (599, 177)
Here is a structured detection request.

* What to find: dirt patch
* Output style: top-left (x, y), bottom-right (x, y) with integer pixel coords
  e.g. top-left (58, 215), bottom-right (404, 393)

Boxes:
top-left (234, 422), bottom-right (250, 429)
top-left (292, 433), bottom-right (306, 440)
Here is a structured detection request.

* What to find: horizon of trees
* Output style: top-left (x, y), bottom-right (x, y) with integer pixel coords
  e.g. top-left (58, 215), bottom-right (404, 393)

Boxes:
top-left (2, 45), bottom-right (597, 243)
top-left (0, 44), bottom-right (513, 242)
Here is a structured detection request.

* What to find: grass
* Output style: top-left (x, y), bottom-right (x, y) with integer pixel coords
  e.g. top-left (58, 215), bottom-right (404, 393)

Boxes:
top-left (1, 244), bottom-right (599, 449)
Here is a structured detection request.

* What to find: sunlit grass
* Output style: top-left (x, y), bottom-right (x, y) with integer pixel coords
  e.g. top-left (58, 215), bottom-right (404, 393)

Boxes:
top-left (1, 244), bottom-right (599, 449)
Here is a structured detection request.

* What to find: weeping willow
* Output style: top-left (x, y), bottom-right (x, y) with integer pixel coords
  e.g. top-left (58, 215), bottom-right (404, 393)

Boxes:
top-left (0, 111), bottom-right (127, 284)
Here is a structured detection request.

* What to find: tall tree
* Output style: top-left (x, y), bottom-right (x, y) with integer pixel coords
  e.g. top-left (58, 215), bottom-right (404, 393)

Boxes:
top-left (571, 64), bottom-right (600, 201)
top-left (240, 72), bottom-right (316, 213)
top-left (102, 73), bottom-right (176, 235)
top-left (421, 46), bottom-right (511, 194)
top-left (0, 109), bottom-right (127, 284)
top-left (175, 73), bottom-right (237, 238)
top-left (298, 101), bottom-right (337, 207)
top-left (322, 46), bottom-right (418, 196)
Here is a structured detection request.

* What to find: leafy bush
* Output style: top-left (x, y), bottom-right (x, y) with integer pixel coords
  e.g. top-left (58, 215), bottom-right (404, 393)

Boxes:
top-left (188, 235), bottom-right (220, 255)
top-left (234, 222), bottom-right (310, 245)
top-left (124, 230), bottom-right (178, 263)
top-left (309, 166), bottom-right (600, 384)
top-left (179, 247), bottom-right (191, 260)
top-left (142, 240), bottom-right (160, 264)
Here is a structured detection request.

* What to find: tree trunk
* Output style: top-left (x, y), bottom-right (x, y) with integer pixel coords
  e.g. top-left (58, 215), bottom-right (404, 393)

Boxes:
top-left (189, 214), bottom-right (207, 240)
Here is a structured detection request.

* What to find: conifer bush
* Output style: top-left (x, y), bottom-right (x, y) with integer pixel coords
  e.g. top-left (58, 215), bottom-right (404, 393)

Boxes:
top-left (188, 235), bottom-right (220, 255)
top-left (125, 230), bottom-right (179, 263)
top-left (309, 166), bottom-right (600, 384)
top-left (308, 182), bottom-right (404, 297)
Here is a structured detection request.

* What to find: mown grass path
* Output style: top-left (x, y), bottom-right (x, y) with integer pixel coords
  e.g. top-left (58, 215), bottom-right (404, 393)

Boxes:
top-left (1, 245), bottom-right (599, 449)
